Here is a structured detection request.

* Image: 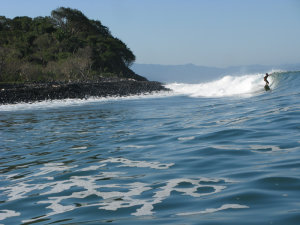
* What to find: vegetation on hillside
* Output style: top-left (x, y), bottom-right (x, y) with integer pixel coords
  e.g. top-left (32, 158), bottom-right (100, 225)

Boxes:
top-left (0, 7), bottom-right (146, 82)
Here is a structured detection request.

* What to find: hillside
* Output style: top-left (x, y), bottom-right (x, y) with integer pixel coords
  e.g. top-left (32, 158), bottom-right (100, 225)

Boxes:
top-left (0, 7), bottom-right (147, 82)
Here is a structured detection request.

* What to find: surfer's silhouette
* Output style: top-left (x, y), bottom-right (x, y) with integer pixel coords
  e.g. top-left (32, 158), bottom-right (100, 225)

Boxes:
top-left (264, 73), bottom-right (270, 91)
top-left (264, 73), bottom-right (269, 85)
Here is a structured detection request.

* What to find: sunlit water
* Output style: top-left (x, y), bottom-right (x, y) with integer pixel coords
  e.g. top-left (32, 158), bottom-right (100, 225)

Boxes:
top-left (1, 71), bottom-right (300, 225)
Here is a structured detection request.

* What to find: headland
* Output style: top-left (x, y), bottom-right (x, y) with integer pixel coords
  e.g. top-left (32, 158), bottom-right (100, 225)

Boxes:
top-left (0, 8), bottom-right (169, 104)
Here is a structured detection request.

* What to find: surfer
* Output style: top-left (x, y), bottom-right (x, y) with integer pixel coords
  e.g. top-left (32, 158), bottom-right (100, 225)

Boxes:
top-left (264, 73), bottom-right (271, 91)
top-left (264, 73), bottom-right (269, 85)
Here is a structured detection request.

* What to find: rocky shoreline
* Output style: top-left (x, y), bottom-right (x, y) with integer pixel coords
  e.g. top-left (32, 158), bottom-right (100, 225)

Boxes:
top-left (0, 79), bottom-right (169, 104)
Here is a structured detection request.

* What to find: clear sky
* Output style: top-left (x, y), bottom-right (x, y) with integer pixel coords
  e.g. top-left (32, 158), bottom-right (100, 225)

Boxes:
top-left (1, 0), bottom-right (300, 67)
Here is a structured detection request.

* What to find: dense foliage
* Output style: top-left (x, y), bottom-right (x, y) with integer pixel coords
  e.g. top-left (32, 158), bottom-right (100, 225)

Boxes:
top-left (0, 7), bottom-right (145, 82)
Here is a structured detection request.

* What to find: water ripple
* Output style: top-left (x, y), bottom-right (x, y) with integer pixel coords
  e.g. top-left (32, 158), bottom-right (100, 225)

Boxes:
top-left (1, 74), bottom-right (300, 224)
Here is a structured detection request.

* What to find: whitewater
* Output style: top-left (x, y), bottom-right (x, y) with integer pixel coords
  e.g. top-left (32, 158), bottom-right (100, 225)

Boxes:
top-left (1, 71), bottom-right (300, 225)
top-left (165, 71), bottom-right (282, 98)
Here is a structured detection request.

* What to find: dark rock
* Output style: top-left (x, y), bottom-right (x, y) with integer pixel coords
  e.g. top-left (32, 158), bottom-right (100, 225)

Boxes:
top-left (0, 80), bottom-right (169, 104)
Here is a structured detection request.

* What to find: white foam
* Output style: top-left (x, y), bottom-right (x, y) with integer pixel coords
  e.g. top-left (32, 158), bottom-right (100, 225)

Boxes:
top-left (250, 145), bottom-right (281, 153)
top-left (178, 136), bottom-right (195, 141)
top-left (165, 73), bottom-right (274, 98)
top-left (102, 157), bottom-right (174, 170)
top-left (1, 158), bottom-right (232, 222)
top-left (177, 204), bottom-right (249, 216)
top-left (31, 163), bottom-right (77, 179)
top-left (132, 177), bottom-right (227, 216)
top-left (125, 145), bottom-right (155, 149)
top-left (71, 146), bottom-right (88, 150)
top-left (0, 91), bottom-right (171, 112)
top-left (78, 164), bottom-right (106, 171)
top-left (0, 210), bottom-right (20, 221)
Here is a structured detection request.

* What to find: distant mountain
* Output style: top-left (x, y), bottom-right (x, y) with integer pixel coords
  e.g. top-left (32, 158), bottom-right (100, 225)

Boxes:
top-left (132, 63), bottom-right (300, 83)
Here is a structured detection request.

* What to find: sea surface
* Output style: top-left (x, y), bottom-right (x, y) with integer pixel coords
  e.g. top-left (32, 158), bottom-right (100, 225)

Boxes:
top-left (0, 71), bottom-right (300, 225)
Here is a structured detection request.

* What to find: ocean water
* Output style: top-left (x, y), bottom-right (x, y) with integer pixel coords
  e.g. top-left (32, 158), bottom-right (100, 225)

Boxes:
top-left (0, 71), bottom-right (300, 225)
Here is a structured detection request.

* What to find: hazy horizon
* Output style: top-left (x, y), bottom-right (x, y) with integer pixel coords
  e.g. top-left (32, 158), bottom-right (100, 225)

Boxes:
top-left (133, 62), bottom-right (300, 69)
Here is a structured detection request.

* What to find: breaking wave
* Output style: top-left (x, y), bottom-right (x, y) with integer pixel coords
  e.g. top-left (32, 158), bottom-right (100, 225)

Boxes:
top-left (165, 71), bottom-right (287, 98)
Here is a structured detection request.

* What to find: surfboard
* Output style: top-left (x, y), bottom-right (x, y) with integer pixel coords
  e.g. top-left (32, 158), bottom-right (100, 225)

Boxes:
top-left (264, 84), bottom-right (270, 91)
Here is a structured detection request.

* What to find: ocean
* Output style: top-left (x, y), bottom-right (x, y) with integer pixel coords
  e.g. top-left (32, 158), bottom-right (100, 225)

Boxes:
top-left (0, 71), bottom-right (300, 225)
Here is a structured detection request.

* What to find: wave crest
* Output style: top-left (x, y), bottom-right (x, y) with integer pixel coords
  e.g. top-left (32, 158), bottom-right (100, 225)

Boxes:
top-left (165, 73), bottom-right (275, 98)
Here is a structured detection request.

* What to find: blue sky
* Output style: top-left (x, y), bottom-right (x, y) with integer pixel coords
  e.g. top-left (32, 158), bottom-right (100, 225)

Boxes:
top-left (1, 0), bottom-right (299, 67)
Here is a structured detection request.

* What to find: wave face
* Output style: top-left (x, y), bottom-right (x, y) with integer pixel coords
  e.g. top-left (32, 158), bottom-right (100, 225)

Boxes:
top-left (165, 70), bottom-right (294, 98)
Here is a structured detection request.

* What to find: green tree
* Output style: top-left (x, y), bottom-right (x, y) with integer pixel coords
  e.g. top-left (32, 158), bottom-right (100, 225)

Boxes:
top-left (0, 7), bottom-right (145, 83)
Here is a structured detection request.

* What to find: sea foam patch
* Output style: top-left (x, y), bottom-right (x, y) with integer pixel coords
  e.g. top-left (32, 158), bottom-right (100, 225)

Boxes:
top-left (0, 210), bottom-right (20, 221)
top-left (178, 136), bottom-right (195, 141)
top-left (177, 204), bottom-right (249, 216)
top-left (0, 157), bottom-right (234, 223)
top-left (102, 157), bottom-right (174, 170)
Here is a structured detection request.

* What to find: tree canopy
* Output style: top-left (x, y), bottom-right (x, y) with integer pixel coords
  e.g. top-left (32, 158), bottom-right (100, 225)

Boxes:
top-left (0, 7), bottom-right (145, 82)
